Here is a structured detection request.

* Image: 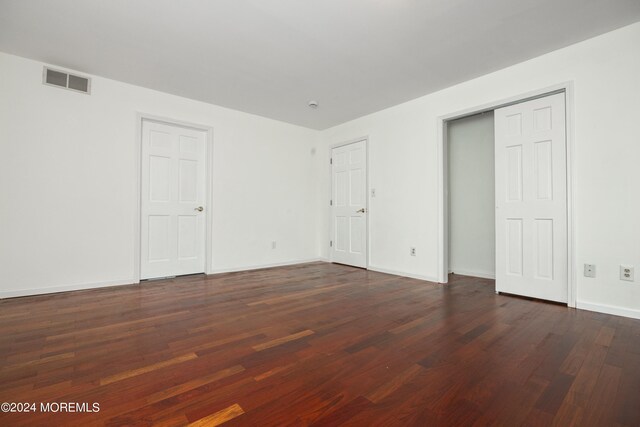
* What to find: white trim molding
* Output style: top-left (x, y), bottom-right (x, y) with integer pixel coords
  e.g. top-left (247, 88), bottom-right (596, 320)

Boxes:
top-left (448, 269), bottom-right (496, 280)
top-left (207, 258), bottom-right (326, 275)
top-left (0, 278), bottom-right (135, 299)
top-left (577, 301), bottom-right (640, 320)
top-left (1, 260), bottom-right (327, 299)
top-left (368, 265), bottom-right (439, 283)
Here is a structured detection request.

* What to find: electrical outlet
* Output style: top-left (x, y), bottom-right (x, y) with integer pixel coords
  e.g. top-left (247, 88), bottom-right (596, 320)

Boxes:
top-left (584, 264), bottom-right (596, 278)
top-left (620, 265), bottom-right (634, 282)
top-left (271, 241), bottom-right (277, 250)
top-left (410, 247), bottom-right (416, 256)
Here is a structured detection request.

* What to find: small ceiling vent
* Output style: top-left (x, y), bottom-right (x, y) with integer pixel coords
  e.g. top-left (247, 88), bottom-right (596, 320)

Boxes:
top-left (43, 67), bottom-right (91, 94)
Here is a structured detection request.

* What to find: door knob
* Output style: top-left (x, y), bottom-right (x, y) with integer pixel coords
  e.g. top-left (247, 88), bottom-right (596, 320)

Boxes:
top-left (195, 206), bottom-right (204, 212)
top-left (356, 208), bottom-right (366, 213)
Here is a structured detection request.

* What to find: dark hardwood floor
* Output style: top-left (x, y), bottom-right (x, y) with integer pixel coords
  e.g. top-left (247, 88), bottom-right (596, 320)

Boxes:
top-left (1, 262), bottom-right (639, 426)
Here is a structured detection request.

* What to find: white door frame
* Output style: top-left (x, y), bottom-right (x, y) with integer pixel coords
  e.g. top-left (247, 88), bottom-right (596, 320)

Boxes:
top-left (134, 113), bottom-right (214, 282)
top-left (436, 82), bottom-right (576, 308)
top-left (329, 137), bottom-right (370, 268)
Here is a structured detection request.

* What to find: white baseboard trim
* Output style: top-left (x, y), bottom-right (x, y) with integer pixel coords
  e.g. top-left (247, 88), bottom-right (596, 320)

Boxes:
top-left (0, 278), bottom-right (137, 299)
top-left (367, 265), bottom-right (440, 283)
top-left (207, 258), bottom-right (326, 275)
top-left (0, 259), bottom-right (329, 299)
top-left (448, 269), bottom-right (496, 280)
top-left (576, 300), bottom-right (640, 320)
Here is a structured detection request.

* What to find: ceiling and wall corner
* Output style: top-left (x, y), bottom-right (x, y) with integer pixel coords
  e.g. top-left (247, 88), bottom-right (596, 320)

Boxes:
top-left (1, 0), bottom-right (639, 129)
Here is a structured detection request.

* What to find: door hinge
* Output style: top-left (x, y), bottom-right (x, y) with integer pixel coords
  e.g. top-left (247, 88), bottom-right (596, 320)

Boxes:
top-left (330, 158), bottom-right (333, 165)
top-left (330, 199), bottom-right (333, 206)
top-left (330, 240), bottom-right (333, 247)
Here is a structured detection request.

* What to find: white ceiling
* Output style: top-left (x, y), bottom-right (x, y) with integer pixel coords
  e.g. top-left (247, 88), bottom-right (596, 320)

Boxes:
top-left (1, 1), bottom-right (639, 130)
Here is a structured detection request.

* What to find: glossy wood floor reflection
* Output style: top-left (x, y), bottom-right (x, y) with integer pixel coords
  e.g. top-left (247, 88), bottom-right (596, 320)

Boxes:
top-left (1, 263), bottom-right (640, 426)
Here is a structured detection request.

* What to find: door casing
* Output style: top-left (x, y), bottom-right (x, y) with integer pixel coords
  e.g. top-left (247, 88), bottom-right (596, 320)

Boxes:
top-left (329, 137), bottom-right (370, 269)
top-left (134, 113), bottom-right (214, 282)
top-left (437, 82), bottom-right (576, 308)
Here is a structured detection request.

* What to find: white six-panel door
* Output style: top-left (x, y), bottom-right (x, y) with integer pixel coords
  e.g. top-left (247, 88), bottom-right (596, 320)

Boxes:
top-left (494, 93), bottom-right (567, 303)
top-left (141, 120), bottom-right (207, 280)
top-left (331, 140), bottom-right (367, 268)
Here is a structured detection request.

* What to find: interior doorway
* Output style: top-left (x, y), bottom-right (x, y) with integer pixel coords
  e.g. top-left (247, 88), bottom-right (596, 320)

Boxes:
top-left (442, 90), bottom-right (571, 304)
top-left (330, 139), bottom-right (368, 268)
top-left (139, 118), bottom-right (210, 280)
top-left (447, 111), bottom-right (495, 280)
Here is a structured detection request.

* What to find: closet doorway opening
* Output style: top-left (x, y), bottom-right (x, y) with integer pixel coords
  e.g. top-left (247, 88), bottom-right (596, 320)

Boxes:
top-left (440, 87), bottom-right (574, 306)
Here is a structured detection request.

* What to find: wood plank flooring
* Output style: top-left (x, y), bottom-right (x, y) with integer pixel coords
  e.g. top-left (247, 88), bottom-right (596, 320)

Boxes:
top-left (1, 262), bottom-right (639, 426)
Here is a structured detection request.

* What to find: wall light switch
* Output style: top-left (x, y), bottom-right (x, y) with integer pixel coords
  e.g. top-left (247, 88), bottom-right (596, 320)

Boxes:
top-left (620, 265), bottom-right (634, 282)
top-left (584, 264), bottom-right (596, 278)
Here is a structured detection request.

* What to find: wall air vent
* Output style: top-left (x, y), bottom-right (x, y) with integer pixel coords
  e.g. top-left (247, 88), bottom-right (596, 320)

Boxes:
top-left (43, 67), bottom-right (91, 94)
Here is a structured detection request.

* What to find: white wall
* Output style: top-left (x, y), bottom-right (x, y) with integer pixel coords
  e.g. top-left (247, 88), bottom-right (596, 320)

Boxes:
top-left (0, 52), bottom-right (320, 297)
top-left (319, 22), bottom-right (640, 318)
top-left (2, 22), bottom-right (640, 320)
top-left (447, 113), bottom-right (495, 279)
